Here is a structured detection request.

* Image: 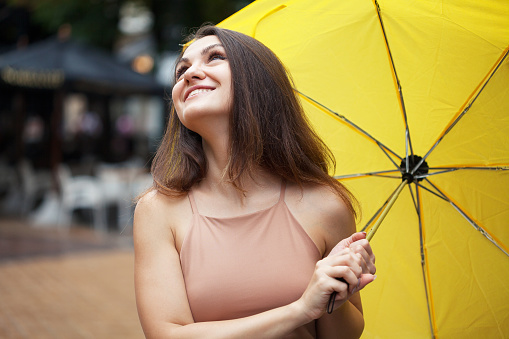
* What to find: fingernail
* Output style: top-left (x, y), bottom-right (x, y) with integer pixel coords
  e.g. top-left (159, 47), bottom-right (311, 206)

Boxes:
top-left (361, 231), bottom-right (367, 235)
top-left (373, 275), bottom-right (377, 280)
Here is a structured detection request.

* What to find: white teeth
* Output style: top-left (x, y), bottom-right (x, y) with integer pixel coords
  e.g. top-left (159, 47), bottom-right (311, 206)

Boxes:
top-left (188, 88), bottom-right (212, 98)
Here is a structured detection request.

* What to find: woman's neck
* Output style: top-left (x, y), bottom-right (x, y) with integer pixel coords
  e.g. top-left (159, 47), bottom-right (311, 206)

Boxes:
top-left (200, 134), bottom-right (281, 198)
top-left (192, 166), bottom-right (282, 217)
top-left (200, 164), bottom-right (280, 202)
top-left (201, 136), bottom-right (229, 183)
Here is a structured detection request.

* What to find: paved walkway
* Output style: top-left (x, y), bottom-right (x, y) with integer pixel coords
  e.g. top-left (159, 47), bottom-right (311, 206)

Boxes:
top-left (0, 218), bottom-right (145, 338)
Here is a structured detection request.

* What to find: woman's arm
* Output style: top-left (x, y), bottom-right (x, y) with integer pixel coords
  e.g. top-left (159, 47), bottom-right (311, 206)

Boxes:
top-left (315, 207), bottom-right (376, 338)
top-left (316, 243), bottom-right (375, 339)
top-left (317, 294), bottom-right (364, 339)
top-left (134, 191), bottom-right (319, 339)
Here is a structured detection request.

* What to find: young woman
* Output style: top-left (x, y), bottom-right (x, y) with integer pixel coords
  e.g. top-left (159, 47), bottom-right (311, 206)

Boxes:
top-left (134, 25), bottom-right (376, 338)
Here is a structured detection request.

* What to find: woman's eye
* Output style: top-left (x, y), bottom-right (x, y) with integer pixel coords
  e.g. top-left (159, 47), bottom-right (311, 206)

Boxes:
top-left (174, 52), bottom-right (225, 80)
top-left (176, 66), bottom-right (187, 80)
top-left (209, 52), bottom-right (226, 62)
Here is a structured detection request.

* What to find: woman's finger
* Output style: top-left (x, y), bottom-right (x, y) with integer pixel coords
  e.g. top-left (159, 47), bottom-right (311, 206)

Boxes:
top-left (328, 232), bottom-right (367, 257)
top-left (356, 274), bottom-right (376, 291)
top-left (329, 262), bottom-right (362, 293)
top-left (349, 240), bottom-right (376, 274)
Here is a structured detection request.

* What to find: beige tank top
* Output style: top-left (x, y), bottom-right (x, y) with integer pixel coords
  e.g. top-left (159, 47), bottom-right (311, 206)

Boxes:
top-left (180, 182), bottom-right (322, 322)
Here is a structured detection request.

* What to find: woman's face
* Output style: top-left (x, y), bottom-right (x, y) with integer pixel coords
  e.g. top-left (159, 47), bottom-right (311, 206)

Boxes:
top-left (172, 35), bottom-right (233, 132)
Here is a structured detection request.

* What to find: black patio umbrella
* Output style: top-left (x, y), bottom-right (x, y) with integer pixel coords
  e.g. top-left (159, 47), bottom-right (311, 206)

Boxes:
top-left (0, 36), bottom-right (163, 95)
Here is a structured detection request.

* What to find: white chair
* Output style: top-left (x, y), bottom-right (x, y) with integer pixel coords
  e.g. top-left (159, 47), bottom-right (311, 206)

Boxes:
top-left (124, 172), bottom-right (153, 227)
top-left (130, 172), bottom-right (153, 199)
top-left (96, 164), bottom-right (132, 231)
top-left (57, 164), bottom-right (106, 232)
top-left (18, 159), bottom-right (53, 215)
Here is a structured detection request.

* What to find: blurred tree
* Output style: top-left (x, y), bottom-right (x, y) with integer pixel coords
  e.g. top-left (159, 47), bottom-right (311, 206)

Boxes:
top-left (148, 0), bottom-right (253, 51)
top-left (27, 0), bottom-right (125, 50)
top-left (0, 0), bottom-right (47, 51)
top-left (4, 0), bottom-right (253, 52)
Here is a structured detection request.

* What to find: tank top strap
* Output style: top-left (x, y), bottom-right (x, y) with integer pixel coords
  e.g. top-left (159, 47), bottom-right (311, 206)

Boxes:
top-left (279, 180), bottom-right (287, 202)
top-left (188, 190), bottom-right (198, 214)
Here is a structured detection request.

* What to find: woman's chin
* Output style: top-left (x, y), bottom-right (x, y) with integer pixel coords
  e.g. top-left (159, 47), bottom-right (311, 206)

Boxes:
top-left (179, 111), bottom-right (230, 135)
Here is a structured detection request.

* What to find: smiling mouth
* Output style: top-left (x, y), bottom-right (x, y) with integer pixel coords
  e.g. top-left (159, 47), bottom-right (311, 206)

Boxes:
top-left (186, 88), bottom-right (213, 100)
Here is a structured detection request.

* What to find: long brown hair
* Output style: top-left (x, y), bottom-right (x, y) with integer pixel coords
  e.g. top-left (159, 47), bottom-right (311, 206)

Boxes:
top-left (151, 25), bottom-right (357, 216)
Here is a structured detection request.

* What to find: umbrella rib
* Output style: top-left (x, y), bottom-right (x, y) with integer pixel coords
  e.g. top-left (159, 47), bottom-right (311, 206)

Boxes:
top-left (422, 178), bottom-right (509, 257)
top-left (405, 129), bottom-right (411, 174)
top-left (414, 184), bottom-right (438, 338)
top-left (296, 91), bottom-right (402, 165)
top-left (415, 165), bottom-right (509, 180)
top-left (334, 169), bottom-right (402, 180)
top-left (414, 168), bottom-right (459, 180)
top-left (373, 0), bottom-right (415, 158)
top-left (379, 143), bottom-right (402, 170)
top-left (415, 182), bottom-right (449, 202)
top-left (428, 165), bottom-right (509, 171)
top-left (412, 48), bottom-right (509, 176)
top-left (338, 174), bottom-right (402, 180)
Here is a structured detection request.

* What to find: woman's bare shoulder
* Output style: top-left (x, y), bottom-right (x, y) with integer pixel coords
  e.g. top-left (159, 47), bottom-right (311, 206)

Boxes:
top-left (286, 182), bottom-right (356, 255)
top-left (134, 189), bottom-right (192, 240)
top-left (286, 182), bottom-right (353, 221)
top-left (136, 188), bottom-right (190, 214)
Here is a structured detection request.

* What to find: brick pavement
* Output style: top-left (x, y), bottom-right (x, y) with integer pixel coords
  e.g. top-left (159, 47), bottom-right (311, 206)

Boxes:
top-left (0, 219), bottom-right (145, 338)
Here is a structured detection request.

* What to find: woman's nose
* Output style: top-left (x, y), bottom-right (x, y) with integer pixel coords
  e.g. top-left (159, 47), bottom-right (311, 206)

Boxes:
top-left (184, 63), bottom-right (206, 81)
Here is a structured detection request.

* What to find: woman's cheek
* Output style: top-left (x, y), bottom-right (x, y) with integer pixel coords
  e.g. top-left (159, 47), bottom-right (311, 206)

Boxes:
top-left (172, 83), bottom-right (184, 115)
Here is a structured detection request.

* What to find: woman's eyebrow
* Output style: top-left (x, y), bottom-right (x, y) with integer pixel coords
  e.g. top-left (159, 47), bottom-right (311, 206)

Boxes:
top-left (201, 43), bottom-right (224, 55)
top-left (177, 43), bottom-right (224, 66)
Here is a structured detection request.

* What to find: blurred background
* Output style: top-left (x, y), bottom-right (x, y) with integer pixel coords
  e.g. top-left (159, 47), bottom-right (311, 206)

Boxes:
top-left (0, 0), bottom-right (252, 337)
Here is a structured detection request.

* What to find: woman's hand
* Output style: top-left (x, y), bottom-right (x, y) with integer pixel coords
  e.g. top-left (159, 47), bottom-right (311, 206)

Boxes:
top-left (296, 232), bottom-right (376, 321)
top-left (330, 231), bottom-right (376, 278)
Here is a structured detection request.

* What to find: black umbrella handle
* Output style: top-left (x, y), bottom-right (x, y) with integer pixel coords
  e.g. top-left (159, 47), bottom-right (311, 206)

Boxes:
top-left (326, 278), bottom-right (348, 314)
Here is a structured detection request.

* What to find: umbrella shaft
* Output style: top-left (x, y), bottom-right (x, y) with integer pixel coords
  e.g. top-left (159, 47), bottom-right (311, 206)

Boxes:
top-left (367, 180), bottom-right (407, 241)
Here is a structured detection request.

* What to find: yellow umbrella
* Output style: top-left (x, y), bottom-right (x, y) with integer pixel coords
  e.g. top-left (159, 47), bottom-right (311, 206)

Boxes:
top-left (219, 0), bottom-right (509, 337)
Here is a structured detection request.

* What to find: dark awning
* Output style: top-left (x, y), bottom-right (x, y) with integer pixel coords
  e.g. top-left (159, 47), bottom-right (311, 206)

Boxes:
top-left (0, 37), bottom-right (164, 95)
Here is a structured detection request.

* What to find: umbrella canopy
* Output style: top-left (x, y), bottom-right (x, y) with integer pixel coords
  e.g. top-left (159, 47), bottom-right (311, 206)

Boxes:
top-left (219, 0), bottom-right (509, 337)
top-left (0, 37), bottom-right (162, 95)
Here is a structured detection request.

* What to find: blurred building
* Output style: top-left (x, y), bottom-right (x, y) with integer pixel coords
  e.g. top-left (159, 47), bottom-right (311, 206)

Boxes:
top-left (0, 2), bottom-right (165, 229)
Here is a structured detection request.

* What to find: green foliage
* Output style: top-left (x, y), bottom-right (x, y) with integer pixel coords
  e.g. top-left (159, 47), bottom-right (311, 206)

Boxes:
top-left (147, 0), bottom-right (252, 50)
top-left (29, 0), bottom-right (125, 50)
top-left (9, 0), bottom-right (253, 51)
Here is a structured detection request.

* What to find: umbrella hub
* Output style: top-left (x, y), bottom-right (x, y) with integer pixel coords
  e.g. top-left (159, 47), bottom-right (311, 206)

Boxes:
top-left (400, 155), bottom-right (429, 183)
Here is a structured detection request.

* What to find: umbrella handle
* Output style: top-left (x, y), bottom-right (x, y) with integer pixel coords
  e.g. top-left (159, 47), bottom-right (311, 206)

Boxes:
top-left (326, 180), bottom-right (407, 313)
